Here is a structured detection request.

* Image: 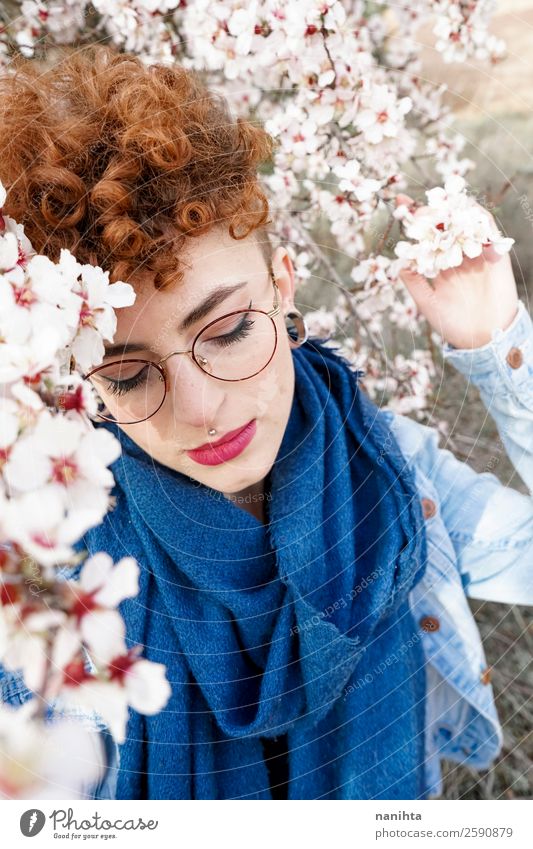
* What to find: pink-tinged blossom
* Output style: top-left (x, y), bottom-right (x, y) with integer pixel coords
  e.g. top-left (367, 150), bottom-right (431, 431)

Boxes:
top-left (1, 604), bottom-right (67, 692)
top-left (0, 398), bottom-right (22, 452)
top-left (60, 644), bottom-right (172, 744)
top-left (0, 321), bottom-right (70, 384)
top-left (2, 408), bottom-right (120, 495)
top-left (0, 232), bottom-right (19, 270)
top-left (65, 553), bottom-right (140, 667)
top-left (57, 250), bottom-right (136, 373)
top-left (394, 175), bottom-right (514, 279)
top-left (354, 83), bottom-right (412, 145)
top-left (52, 372), bottom-right (101, 420)
top-left (53, 554), bottom-right (171, 744)
top-left (332, 159), bottom-right (383, 202)
top-left (1, 253), bottom-right (80, 350)
top-left (2, 486), bottom-right (110, 566)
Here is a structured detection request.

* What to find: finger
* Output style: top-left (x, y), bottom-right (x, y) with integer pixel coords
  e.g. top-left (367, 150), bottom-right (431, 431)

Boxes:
top-left (398, 263), bottom-right (435, 307)
top-left (395, 193), bottom-right (414, 206)
top-left (472, 200), bottom-right (495, 223)
top-left (474, 202), bottom-right (502, 238)
top-left (481, 242), bottom-right (501, 263)
top-left (397, 198), bottom-right (431, 216)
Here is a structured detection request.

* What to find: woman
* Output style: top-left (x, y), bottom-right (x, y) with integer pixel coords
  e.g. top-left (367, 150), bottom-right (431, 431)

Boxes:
top-left (0, 44), bottom-right (532, 801)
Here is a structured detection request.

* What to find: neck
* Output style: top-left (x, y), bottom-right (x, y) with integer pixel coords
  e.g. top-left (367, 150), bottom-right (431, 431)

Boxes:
top-left (223, 474), bottom-right (271, 524)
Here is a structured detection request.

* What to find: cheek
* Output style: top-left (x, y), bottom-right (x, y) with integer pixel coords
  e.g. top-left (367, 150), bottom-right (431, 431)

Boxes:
top-left (119, 420), bottom-right (167, 459)
top-left (250, 342), bottom-right (294, 421)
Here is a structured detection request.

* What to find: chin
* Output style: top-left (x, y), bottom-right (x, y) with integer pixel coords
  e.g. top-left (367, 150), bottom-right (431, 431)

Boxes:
top-left (219, 462), bottom-right (274, 494)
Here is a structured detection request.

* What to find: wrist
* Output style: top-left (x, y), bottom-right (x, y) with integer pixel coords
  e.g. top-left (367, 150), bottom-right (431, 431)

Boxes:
top-left (439, 299), bottom-right (533, 400)
top-left (444, 302), bottom-right (520, 351)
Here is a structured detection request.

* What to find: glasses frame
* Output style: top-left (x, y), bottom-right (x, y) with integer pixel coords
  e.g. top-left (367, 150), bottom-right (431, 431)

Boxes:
top-left (82, 266), bottom-right (281, 425)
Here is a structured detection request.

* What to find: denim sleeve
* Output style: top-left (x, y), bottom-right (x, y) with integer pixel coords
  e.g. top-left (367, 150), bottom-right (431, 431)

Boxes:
top-left (440, 299), bottom-right (533, 494)
top-left (381, 299), bottom-right (533, 606)
top-left (435, 298), bottom-right (533, 604)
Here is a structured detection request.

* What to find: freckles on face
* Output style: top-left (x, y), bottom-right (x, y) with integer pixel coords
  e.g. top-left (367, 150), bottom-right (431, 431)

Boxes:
top-left (106, 226), bottom-right (298, 491)
top-left (133, 335), bottom-right (295, 492)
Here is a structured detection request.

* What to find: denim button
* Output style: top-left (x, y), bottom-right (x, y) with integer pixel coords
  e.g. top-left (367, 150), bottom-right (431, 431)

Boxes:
top-left (421, 497), bottom-right (437, 519)
top-left (419, 615), bottom-right (440, 632)
top-left (506, 346), bottom-right (523, 369)
top-left (480, 665), bottom-right (493, 685)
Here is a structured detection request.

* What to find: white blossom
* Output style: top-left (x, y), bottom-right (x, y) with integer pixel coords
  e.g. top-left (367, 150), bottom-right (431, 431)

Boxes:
top-left (354, 83), bottom-right (412, 145)
top-left (0, 700), bottom-right (105, 799)
top-left (394, 175), bottom-right (514, 278)
top-left (60, 648), bottom-right (171, 744)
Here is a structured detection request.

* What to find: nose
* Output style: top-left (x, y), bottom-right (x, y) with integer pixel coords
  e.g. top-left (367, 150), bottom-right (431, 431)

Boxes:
top-left (163, 350), bottom-right (225, 427)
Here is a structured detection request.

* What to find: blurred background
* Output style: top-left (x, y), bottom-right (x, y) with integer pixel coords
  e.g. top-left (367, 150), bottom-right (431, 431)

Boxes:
top-left (302, 0), bottom-right (533, 799)
top-left (406, 1), bottom-right (533, 799)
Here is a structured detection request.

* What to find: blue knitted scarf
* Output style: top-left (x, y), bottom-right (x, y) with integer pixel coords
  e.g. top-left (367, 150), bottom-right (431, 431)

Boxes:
top-left (77, 336), bottom-right (429, 799)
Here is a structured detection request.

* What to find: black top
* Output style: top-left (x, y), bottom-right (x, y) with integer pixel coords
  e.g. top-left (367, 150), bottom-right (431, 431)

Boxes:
top-left (260, 733), bottom-right (289, 799)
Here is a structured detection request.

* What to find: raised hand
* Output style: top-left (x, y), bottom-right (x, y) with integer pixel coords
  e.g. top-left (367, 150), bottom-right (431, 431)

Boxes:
top-left (395, 194), bottom-right (519, 350)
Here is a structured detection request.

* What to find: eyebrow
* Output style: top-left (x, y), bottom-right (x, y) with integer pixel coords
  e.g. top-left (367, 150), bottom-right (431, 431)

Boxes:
top-left (103, 280), bottom-right (249, 359)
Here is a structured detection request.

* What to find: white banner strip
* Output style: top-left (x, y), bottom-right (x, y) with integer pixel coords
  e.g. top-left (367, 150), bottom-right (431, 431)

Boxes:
top-left (1, 799), bottom-right (531, 847)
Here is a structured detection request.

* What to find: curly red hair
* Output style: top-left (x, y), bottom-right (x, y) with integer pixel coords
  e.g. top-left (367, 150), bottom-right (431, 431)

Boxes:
top-left (0, 44), bottom-right (276, 290)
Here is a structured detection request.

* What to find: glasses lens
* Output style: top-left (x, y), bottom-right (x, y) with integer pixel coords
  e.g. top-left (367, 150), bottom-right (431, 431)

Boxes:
top-left (193, 309), bottom-right (276, 380)
top-left (86, 360), bottom-right (165, 424)
top-left (84, 309), bottom-right (276, 423)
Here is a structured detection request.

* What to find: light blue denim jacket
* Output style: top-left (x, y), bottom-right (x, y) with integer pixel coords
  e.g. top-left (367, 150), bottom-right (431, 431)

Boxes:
top-left (1, 300), bottom-right (532, 800)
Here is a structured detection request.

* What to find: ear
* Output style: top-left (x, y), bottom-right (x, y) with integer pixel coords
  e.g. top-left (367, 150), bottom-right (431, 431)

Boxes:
top-left (271, 245), bottom-right (296, 311)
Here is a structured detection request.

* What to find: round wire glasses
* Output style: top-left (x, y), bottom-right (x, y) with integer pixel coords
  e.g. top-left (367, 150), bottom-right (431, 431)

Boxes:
top-left (81, 268), bottom-right (281, 425)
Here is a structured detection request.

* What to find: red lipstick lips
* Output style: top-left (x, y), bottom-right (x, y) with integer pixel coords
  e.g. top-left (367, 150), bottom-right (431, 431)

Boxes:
top-left (186, 419), bottom-right (257, 466)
